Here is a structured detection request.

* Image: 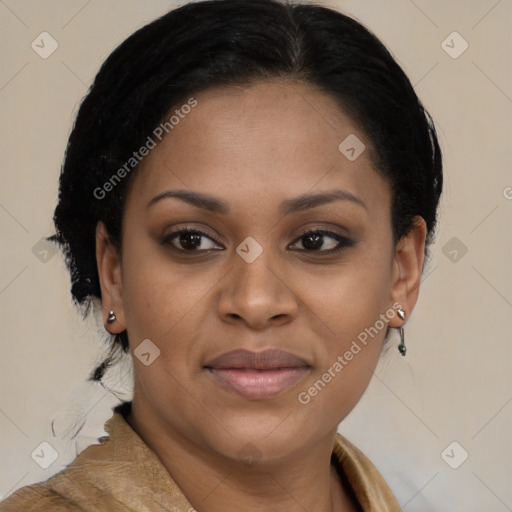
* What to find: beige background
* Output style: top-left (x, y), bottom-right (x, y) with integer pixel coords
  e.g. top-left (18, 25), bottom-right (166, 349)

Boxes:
top-left (0, 1), bottom-right (511, 510)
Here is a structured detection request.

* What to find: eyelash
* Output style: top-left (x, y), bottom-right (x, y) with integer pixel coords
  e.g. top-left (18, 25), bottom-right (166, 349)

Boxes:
top-left (161, 227), bottom-right (354, 255)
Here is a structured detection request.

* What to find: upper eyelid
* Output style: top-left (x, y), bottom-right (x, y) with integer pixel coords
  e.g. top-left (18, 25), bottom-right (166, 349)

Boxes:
top-left (291, 227), bottom-right (347, 239)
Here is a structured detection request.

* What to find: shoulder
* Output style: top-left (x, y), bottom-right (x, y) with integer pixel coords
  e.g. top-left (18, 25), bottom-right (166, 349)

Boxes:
top-left (1, 413), bottom-right (124, 512)
top-left (0, 483), bottom-right (86, 512)
top-left (0, 440), bottom-right (127, 512)
top-left (333, 433), bottom-right (401, 511)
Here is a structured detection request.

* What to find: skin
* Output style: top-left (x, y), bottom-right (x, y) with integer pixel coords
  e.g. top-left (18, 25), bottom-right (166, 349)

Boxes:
top-left (96, 80), bottom-right (426, 511)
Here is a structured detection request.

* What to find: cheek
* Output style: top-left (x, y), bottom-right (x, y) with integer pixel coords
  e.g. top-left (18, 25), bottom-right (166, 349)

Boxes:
top-left (297, 297), bottom-right (389, 427)
top-left (120, 245), bottom-right (219, 358)
top-left (298, 249), bottom-right (393, 404)
top-left (303, 250), bottom-right (393, 337)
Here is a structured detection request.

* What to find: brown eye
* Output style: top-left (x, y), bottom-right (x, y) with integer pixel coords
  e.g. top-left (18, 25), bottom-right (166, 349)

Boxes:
top-left (290, 230), bottom-right (353, 253)
top-left (162, 228), bottom-right (223, 252)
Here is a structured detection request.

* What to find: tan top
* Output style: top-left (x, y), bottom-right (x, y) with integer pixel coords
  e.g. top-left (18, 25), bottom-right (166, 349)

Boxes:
top-left (1, 404), bottom-right (401, 511)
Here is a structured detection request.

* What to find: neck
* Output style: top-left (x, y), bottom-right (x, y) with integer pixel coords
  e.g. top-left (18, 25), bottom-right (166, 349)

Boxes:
top-left (125, 398), bottom-right (358, 512)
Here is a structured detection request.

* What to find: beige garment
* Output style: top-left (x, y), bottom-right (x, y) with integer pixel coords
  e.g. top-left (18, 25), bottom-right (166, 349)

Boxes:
top-left (1, 405), bottom-right (401, 511)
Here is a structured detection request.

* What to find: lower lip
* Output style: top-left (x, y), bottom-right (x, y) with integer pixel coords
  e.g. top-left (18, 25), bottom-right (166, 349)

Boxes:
top-left (206, 367), bottom-right (309, 399)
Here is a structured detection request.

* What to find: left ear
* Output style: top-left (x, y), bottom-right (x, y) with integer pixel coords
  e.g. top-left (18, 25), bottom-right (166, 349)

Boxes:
top-left (388, 216), bottom-right (427, 328)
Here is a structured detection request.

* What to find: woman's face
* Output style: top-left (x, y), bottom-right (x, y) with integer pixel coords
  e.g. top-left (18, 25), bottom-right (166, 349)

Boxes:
top-left (98, 80), bottom-right (425, 464)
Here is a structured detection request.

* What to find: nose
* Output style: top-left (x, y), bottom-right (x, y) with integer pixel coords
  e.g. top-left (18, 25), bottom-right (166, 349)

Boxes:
top-left (216, 245), bottom-right (299, 330)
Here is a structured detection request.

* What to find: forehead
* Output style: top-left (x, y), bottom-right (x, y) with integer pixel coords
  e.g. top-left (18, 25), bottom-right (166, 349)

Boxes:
top-left (127, 80), bottom-right (390, 216)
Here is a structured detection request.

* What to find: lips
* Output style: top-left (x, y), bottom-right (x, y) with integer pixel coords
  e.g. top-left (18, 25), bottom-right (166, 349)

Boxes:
top-left (204, 349), bottom-right (310, 399)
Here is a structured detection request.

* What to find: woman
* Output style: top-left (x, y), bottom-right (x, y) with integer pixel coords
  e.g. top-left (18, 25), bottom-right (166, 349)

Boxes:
top-left (1, 0), bottom-right (442, 510)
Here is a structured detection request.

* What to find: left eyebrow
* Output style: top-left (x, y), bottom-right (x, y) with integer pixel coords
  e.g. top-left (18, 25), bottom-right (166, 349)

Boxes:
top-left (279, 189), bottom-right (367, 216)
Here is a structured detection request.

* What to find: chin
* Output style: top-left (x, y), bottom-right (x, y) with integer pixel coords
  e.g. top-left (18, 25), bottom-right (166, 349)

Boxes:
top-left (199, 408), bottom-right (319, 465)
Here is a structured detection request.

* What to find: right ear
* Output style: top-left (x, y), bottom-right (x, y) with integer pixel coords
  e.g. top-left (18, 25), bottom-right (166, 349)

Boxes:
top-left (95, 221), bottom-right (126, 333)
